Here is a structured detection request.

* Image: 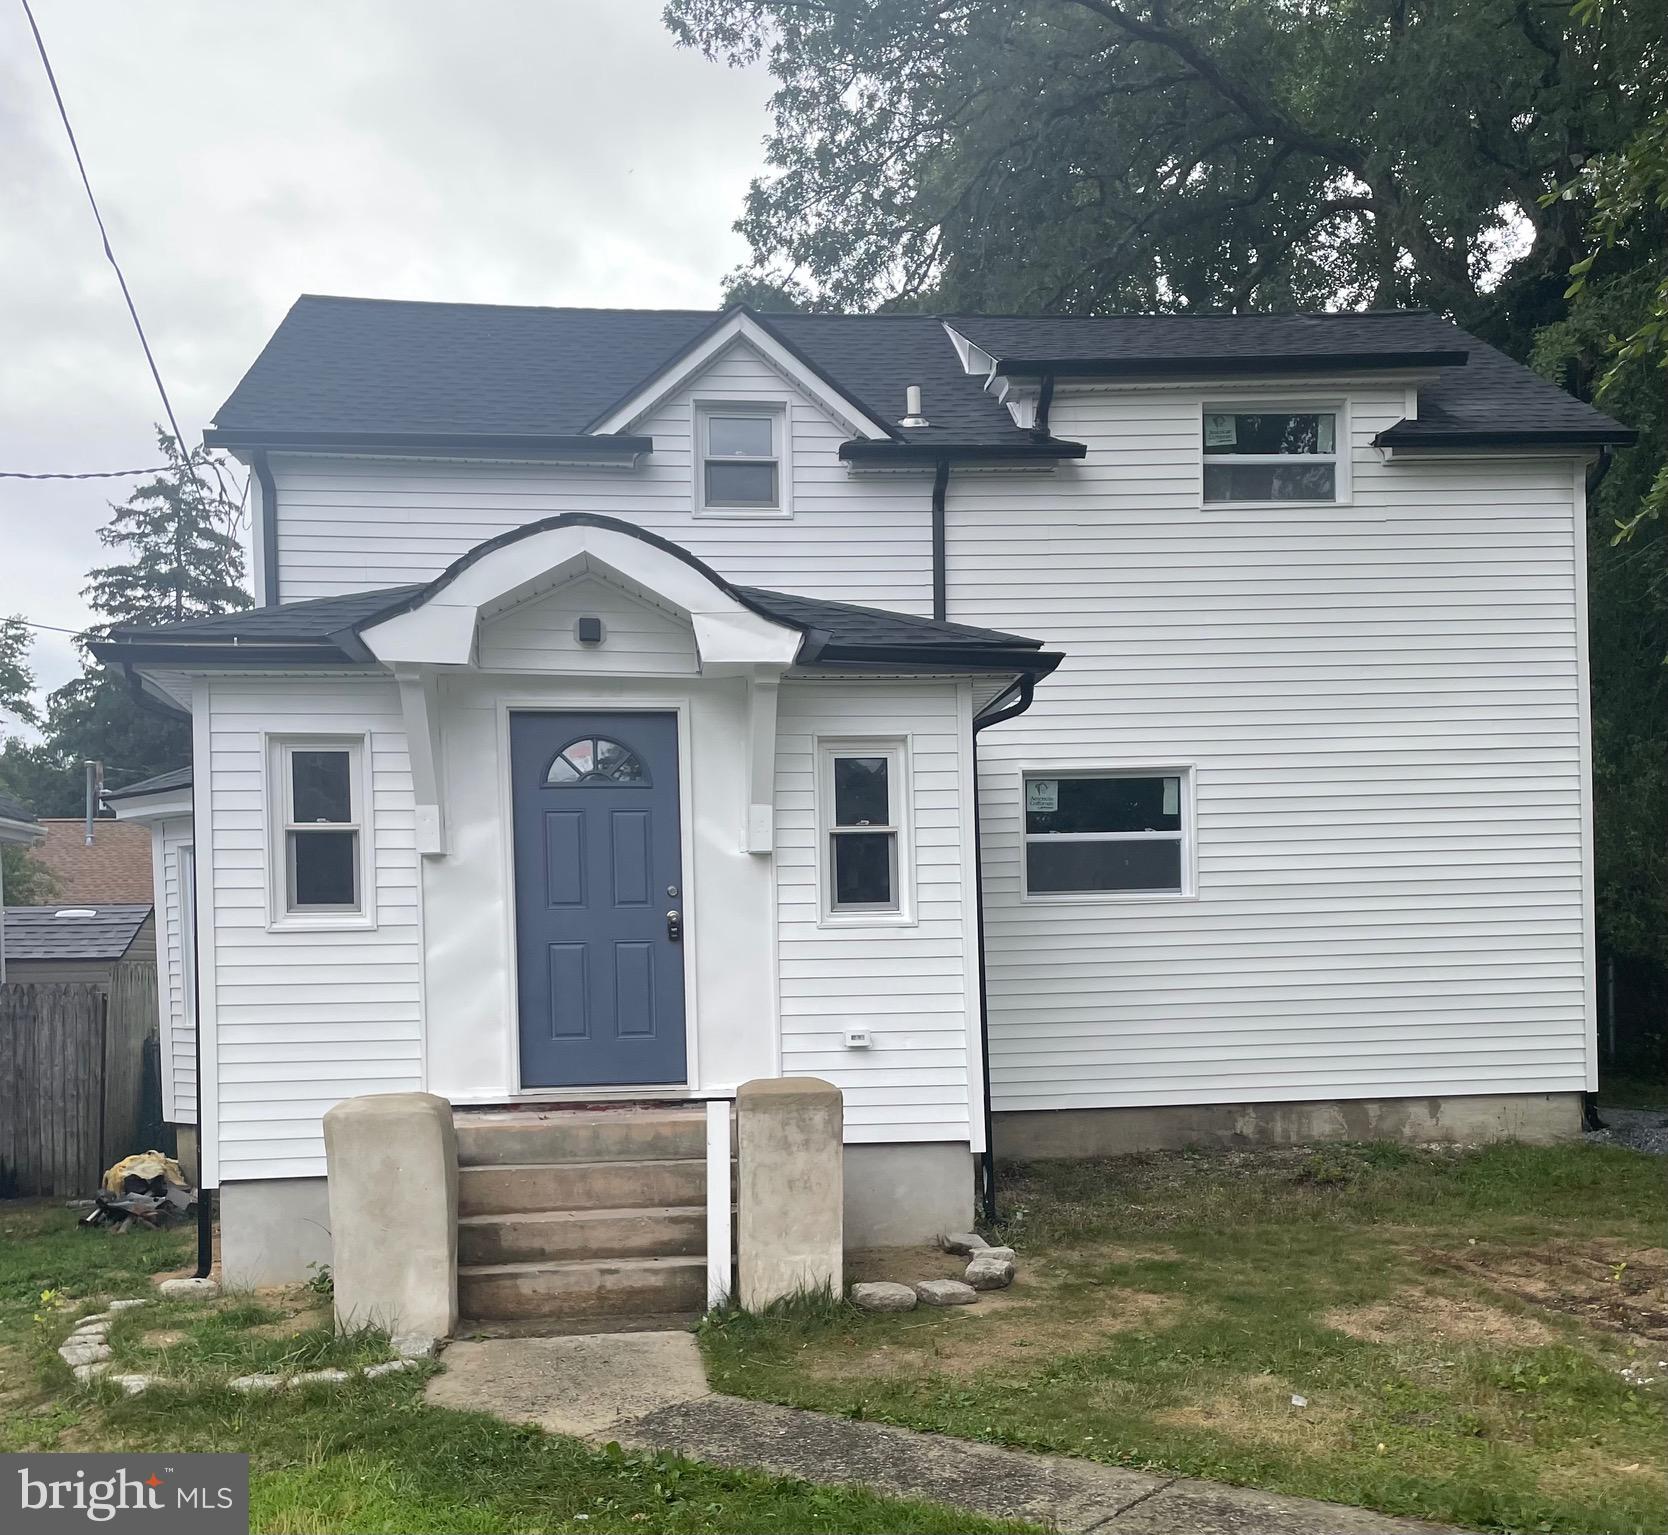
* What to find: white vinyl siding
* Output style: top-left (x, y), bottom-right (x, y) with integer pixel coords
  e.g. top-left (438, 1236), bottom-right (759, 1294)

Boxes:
top-left (951, 381), bottom-right (1591, 1111)
top-left (153, 816), bottom-right (196, 1124)
top-left (775, 680), bottom-right (979, 1144)
top-left (476, 575), bottom-right (697, 675)
top-left (203, 676), bottom-right (422, 1180)
top-left (270, 342), bottom-right (931, 612)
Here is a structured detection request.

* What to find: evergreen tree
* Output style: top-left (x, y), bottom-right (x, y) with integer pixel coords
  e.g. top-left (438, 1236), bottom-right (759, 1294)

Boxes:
top-left (0, 432), bottom-right (251, 816)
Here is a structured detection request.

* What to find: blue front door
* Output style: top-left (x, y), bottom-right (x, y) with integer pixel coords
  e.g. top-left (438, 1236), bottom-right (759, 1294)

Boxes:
top-left (511, 711), bottom-right (687, 1088)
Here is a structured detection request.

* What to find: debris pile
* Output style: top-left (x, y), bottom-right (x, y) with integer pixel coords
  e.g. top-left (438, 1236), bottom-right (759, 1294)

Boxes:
top-left (79, 1151), bottom-right (196, 1231)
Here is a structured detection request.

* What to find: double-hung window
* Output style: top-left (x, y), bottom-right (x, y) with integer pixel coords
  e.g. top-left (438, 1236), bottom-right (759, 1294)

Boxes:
top-left (271, 738), bottom-right (368, 923)
top-left (1022, 769), bottom-right (1192, 899)
top-left (1202, 407), bottom-right (1343, 505)
top-left (697, 404), bottom-right (785, 515)
top-left (818, 742), bottom-right (908, 920)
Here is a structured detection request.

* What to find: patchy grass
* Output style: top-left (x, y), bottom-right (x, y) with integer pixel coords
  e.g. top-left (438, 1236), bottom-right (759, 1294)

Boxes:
top-left (0, 1202), bottom-right (1032, 1533)
top-left (700, 1141), bottom-right (1668, 1535)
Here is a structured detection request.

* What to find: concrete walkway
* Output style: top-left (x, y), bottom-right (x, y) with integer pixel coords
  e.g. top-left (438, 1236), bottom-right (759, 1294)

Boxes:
top-left (426, 1333), bottom-right (1459, 1534)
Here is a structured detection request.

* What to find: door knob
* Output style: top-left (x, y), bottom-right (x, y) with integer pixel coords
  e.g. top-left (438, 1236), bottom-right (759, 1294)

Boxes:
top-left (667, 909), bottom-right (682, 942)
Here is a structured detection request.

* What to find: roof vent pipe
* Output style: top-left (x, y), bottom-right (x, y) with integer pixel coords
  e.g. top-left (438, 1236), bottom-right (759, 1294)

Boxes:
top-left (899, 385), bottom-right (929, 429)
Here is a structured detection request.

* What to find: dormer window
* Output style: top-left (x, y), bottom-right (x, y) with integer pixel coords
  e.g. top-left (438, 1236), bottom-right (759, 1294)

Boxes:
top-left (1202, 405), bottom-right (1347, 506)
top-left (696, 403), bottom-right (789, 517)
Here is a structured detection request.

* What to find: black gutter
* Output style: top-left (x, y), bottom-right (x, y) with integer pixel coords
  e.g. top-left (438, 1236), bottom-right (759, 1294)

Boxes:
top-left (202, 428), bottom-right (654, 460)
top-left (841, 438), bottom-right (1086, 466)
top-left (971, 675), bottom-right (1040, 1227)
top-left (1375, 425), bottom-right (1637, 449)
top-left (252, 452), bottom-right (279, 606)
top-left (931, 459), bottom-right (950, 622)
top-left (993, 348), bottom-right (1468, 379)
top-left (814, 643), bottom-right (1062, 675)
top-left (93, 640), bottom-right (358, 669)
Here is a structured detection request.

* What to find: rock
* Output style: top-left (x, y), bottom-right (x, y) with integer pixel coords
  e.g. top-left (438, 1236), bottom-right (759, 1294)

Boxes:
top-left (850, 1281), bottom-right (918, 1313)
top-left (941, 1232), bottom-right (989, 1257)
top-left (965, 1254), bottom-right (1017, 1291)
top-left (70, 1319), bottom-right (110, 1337)
top-left (107, 1299), bottom-right (150, 1313)
top-left (915, 1278), bottom-right (978, 1307)
top-left (292, 1368), bottom-right (350, 1386)
top-left (158, 1277), bottom-right (220, 1301)
top-left (64, 1199), bottom-right (97, 1210)
top-left (977, 1247), bottom-right (1017, 1263)
top-left (59, 1340), bottom-right (113, 1366)
top-left (72, 1362), bottom-right (111, 1384)
top-left (392, 1331), bottom-right (439, 1359)
top-left (109, 1374), bottom-right (156, 1396)
top-left (362, 1359), bottom-right (417, 1378)
top-left (228, 1373), bottom-right (283, 1393)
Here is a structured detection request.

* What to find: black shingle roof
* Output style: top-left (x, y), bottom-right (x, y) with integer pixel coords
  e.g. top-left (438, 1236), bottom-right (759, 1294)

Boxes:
top-left (92, 516), bottom-right (1057, 677)
top-left (102, 767), bottom-right (193, 803)
top-left (3, 904), bottom-right (151, 962)
top-left (0, 791), bottom-right (39, 829)
top-left (203, 296), bottom-right (1630, 454)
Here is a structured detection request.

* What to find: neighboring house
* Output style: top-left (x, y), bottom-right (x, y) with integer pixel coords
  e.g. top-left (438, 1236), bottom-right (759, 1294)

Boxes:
top-left (1, 904), bottom-right (156, 983)
top-left (29, 818), bottom-right (156, 904)
top-left (91, 297), bottom-right (1632, 1296)
top-left (0, 791), bottom-right (45, 983)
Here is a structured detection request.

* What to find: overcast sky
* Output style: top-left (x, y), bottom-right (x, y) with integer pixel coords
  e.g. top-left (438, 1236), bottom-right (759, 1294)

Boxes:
top-left (0, 0), bottom-right (770, 710)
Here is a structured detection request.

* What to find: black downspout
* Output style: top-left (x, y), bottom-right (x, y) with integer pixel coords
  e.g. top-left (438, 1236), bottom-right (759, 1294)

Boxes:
top-left (1584, 444), bottom-right (1613, 499)
top-left (1579, 443), bottom-right (1612, 1139)
top-left (253, 451), bottom-right (279, 607)
top-left (1032, 373), bottom-right (1056, 440)
top-left (931, 458), bottom-right (950, 621)
top-left (190, 762), bottom-right (213, 1278)
top-left (971, 674), bottom-right (1038, 1227)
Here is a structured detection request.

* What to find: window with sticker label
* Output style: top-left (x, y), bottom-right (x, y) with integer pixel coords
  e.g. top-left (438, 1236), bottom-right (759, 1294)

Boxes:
top-left (1023, 771), bottom-right (1190, 896)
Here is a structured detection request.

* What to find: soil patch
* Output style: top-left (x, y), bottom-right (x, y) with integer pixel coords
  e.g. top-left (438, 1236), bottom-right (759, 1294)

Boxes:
top-left (137, 1329), bottom-right (187, 1350)
top-left (1324, 1288), bottom-right (1555, 1348)
top-left (1155, 1372), bottom-right (1354, 1455)
top-left (1422, 1240), bottom-right (1668, 1341)
top-left (809, 1289), bottom-right (1181, 1382)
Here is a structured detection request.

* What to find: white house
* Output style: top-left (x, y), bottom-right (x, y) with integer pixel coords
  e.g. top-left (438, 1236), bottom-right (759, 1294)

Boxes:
top-left (95, 299), bottom-right (1632, 1311)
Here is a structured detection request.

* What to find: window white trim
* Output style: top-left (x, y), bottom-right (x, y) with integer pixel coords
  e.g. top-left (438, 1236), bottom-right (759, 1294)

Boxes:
top-left (815, 737), bottom-right (915, 927)
top-left (1198, 399), bottom-right (1351, 510)
top-left (694, 399), bottom-right (792, 519)
top-left (265, 734), bottom-right (376, 931)
top-left (1018, 763), bottom-right (1198, 904)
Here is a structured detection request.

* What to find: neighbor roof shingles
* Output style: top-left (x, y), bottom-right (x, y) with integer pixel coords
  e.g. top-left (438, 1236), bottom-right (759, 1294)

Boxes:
top-left (204, 296), bottom-right (1631, 453)
top-left (3, 903), bottom-right (152, 962)
top-left (30, 820), bottom-right (154, 904)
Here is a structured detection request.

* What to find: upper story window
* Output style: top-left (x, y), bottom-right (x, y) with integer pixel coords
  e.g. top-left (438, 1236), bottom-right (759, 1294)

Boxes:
top-left (696, 403), bottom-right (789, 517)
top-left (1202, 407), bottom-right (1345, 506)
top-left (269, 736), bottom-right (373, 927)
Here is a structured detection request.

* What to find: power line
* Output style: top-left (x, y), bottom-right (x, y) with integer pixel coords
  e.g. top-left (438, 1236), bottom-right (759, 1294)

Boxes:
top-left (0, 464), bottom-right (176, 481)
top-left (5, 619), bottom-right (91, 637)
top-left (18, 0), bottom-right (243, 516)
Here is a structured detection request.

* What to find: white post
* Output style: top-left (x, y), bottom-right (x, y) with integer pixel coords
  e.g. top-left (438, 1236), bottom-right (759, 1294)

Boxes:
top-left (706, 1098), bottom-right (733, 1309)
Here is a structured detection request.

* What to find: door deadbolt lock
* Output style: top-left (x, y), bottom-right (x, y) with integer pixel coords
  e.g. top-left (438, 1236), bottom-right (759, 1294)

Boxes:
top-left (667, 909), bottom-right (682, 942)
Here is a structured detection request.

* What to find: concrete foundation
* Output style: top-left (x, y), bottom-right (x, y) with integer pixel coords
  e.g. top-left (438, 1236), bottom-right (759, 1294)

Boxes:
top-left (736, 1076), bottom-right (842, 1310)
top-left (171, 1125), bottom-right (199, 1186)
top-left (994, 1090), bottom-right (1585, 1160)
top-left (844, 1142), bottom-right (975, 1247)
top-left (325, 1092), bottom-right (459, 1346)
top-left (218, 1176), bottom-right (333, 1288)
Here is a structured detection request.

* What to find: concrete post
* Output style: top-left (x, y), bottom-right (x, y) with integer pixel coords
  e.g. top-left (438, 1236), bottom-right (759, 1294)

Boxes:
top-left (323, 1092), bottom-right (458, 1352)
top-left (735, 1076), bottom-right (842, 1310)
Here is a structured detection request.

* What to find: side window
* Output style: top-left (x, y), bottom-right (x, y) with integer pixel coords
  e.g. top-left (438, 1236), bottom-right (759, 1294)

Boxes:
top-left (1022, 770), bottom-right (1192, 899)
top-left (270, 737), bottom-right (370, 924)
top-left (1202, 407), bottom-right (1344, 505)
top-left (696, 404), bottom-right (789, 516)
top-left (818, 741), bottom-right (909, 921)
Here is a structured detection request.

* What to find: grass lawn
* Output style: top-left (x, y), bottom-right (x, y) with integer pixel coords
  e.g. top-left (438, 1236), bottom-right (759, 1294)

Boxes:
top-left (0, 1203), bottom-right (1030, 1535)
top-left (702, 1141), bottom-right (1668, 1535)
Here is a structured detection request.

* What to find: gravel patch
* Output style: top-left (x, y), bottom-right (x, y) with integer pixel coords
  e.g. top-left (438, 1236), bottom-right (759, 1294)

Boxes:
top-left (1585, 1106), bottom-right (1668, 1156)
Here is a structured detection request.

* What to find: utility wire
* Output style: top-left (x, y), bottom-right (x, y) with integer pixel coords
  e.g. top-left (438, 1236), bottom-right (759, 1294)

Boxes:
top-left (0, 464), bottom-right (177, 481)
top-left (18, 0), bottom-right (241, 516)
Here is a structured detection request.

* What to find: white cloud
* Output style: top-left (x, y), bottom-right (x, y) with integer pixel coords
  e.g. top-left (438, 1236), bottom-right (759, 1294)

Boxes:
top-left (0, 0), bottom-right (768, 701)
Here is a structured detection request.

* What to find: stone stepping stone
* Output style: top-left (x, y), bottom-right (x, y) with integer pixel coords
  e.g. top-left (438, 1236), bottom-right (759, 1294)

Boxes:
top-left (850, 1281), bottom-right (917, 1313)
top-left (915, 1279), bottom-right (977, 1307)
top-left (965, 1254), bottom-right (1017, 1291)
top-left (941, 1233), bottom-right (989, 1256)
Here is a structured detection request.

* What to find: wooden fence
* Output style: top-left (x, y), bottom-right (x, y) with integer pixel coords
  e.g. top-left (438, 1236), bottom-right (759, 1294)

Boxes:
top-left (0, 962), bottom-right (162, 1198)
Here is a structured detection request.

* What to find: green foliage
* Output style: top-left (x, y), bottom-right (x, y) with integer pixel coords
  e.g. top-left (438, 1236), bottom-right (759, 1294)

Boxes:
top-left (1, 844), bottom-right (60, 906)
top-left (0, 616), bottom-right (39, 731)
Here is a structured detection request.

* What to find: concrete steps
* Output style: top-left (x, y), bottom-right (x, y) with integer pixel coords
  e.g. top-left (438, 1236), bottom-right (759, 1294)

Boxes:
top-left (454, 1107), bottom-right (717, 1324)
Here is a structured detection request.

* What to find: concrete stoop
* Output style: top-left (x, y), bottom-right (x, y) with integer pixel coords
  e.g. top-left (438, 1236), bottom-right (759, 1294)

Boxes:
top-left (455, 1107), bottom-right (718, 1324)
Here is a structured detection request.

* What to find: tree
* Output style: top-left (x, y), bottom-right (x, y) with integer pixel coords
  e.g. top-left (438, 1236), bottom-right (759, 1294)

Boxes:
top-left (0, 432), bottom-right (251, 817)
top-left (0, 616), bottom-right (39, 732)
top-left (666, 0), bottom-right (1659, 352)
